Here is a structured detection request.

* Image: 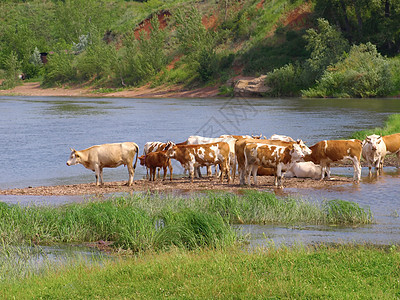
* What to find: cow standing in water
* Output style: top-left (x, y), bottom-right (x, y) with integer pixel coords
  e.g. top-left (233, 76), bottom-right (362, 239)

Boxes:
top-left (362, 135), bottom-right (387, 175)
top-left (304, 139), bottom-right (362, 183)
top-left (66, 142), bottom-right (139, 186)
top-left (382, 133), bottom-right (400, 167)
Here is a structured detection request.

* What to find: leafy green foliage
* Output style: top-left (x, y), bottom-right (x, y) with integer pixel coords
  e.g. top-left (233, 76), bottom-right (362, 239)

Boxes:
top-left (0, 51), bottom-right (22, 89)
top-left (303, 43), bottom-right (395, 98)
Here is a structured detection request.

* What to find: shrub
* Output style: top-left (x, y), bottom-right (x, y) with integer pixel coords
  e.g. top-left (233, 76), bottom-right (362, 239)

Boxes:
top-left (265, 63), bottom-right (304, 96)
top-left (0, 51), bottom-right (21, 89)
top-left (303, 43), bottom-right (395, 98)
top-left (42, 50), bottom-right (76, 86)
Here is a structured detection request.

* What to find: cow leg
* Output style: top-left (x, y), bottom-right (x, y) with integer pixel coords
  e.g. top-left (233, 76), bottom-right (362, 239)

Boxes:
top-left (127, 164), bottom-right (135, 186)
top-left (207, 166), bottom-right (212, 177)
top-left (169, 162), bottom-right (173, 181)
top-left (157, 168), bottom-right (160, 179)
top-left (162, 166), bottom-right (167, 181)
top-left (351, 157), bottom-right (361, 183)
top-left (245, 164), bottom-right (252, 185)
top-left (94, 165), bottom-right (101, 186)
top-left (149, 167), bottom-right (154, 181)
top-left (276, 165), bottom-right (283, 188)
top-left (274, 166), bottom-right (278, 186)
top-left (189, 164), bottom-right (195, 183)
top-left (231, 155), bottom-right (236, 181)
top-left (252, 165), bottom-right (258, 185)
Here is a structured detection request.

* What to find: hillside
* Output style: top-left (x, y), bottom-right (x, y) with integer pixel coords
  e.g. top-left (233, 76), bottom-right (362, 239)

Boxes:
top-left (1, 0), bottom-right (399, 98)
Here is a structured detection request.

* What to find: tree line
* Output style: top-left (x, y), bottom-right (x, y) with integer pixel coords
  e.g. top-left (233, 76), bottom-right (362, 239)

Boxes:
top-left (0, 0), bottom-right (399, 98)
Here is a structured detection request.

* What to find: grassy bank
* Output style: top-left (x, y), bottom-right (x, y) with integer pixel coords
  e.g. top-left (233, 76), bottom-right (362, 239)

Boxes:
top-left (351, 114), bottom-right (400, 139)
top-left (1, 245), bottom-right (399, 299)
top-left (0, 191), bottom-right (372, 252)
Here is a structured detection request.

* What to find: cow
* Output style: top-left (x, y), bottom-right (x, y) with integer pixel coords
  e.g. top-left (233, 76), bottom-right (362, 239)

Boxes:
top-left (220, 134), bottom-right (263, 141)
top-left (362, 135), bottom-right (387, 175)
top-left (142, 141), bottom-right (175, 178)
top-left (139, 151), bottom-right (173, 181)
top-left (269, 134), bottom-right (295, 142)
top-left (66, 142), bottom-right (139, 186)
top-left (235, 138), bottom-right (306, 185)
top-left (257, 166), bottom-right (275, 176)
top-left (244, 142), bottom-right (312, 188)
top-left (166, 142), bottom-right (231, 183)
top-left (382, 133), bottom-right (400, 167)
top-left (186, 135), bottom-right (237, 179)
top-left (304, 139), bottom-right (362, 183)
top-left (284, 162), bottom-right (322, 179)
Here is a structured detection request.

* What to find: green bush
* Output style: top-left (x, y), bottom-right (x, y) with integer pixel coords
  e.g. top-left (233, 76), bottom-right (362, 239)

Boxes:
top-left (0, 51), bottom-right (22, 89)
top-left (42, 51), bottom-right (76, 86)
top-left (303, 43), bottom-right (395, 98)
top-left (265, 63), bottom-right (304, 96)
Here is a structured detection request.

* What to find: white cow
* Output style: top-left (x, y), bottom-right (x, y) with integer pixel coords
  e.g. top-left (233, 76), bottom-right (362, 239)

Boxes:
top-left (66, 142), bottom-right (139, 186)
top-left (269, 134), bottom-right (295, 142)
top-left (362, 134), bottom-right (387, 175)
top-left (284, 162), bottom-right (322, 179)
top-left (186, 135), bottom-right (237, 179)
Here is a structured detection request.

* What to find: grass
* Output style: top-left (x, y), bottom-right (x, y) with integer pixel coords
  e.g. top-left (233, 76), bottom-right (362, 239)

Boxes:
top-left (0, 191), bottom-right (373, 252)
top-left (1, 244), bottom-right (399, 299)
top-left (351, 114), bottom-right (400, 139)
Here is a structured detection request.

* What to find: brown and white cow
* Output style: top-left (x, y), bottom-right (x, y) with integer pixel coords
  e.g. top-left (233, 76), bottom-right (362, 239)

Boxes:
top-left (166, 142), bottom-right (231, 183)
top-left (235, 138), bottom-right (303, 185)
top-left (244, 142), bottom-right (312, 188)
top-left (304, 139), bottom-right (362, 183)
top-left (142, 141), bottom-right (175, 178)
top-left (139, 151), bottom-right (173, 181)
top-left (66, 142), bottom-right (139, 186)
top-left (382, 133), bottom-right (400, 167)
top-left (362, 135), bottom-right (387, 175)
top-left (186, 135), bottom-right (237, 179)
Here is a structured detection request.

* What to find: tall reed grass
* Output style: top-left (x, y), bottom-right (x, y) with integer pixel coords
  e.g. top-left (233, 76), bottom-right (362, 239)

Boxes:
top-left (0, 191), bottom-right (373, 252)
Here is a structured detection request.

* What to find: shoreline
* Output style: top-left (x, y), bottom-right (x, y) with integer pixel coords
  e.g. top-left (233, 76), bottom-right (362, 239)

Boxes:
top-left (0, 81), bottom-right (221, 99)
top-left (0, 175), bottom-right (352, 196)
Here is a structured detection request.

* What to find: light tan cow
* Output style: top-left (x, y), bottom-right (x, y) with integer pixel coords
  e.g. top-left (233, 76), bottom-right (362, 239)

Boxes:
top-left (166, 142), bottom-right (231, 183)
top-left (362, 135), bottom-right (387, 175)
top-left (304, 139), bottom-right (362, 183)
top-left (66, 142), bottom-right (139, 186)
top-left (382, 133), bottom-right (400, 167)
top-left (244, 142), bottom-right (312, 188)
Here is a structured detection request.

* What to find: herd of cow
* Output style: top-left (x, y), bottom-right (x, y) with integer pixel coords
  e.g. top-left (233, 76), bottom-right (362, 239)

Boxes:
top-left (66, 133), bottom-right (400, 189)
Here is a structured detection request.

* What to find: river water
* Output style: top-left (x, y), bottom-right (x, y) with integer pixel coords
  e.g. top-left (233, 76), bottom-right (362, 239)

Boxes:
top-left (1, 95), bottom-right (400, 246)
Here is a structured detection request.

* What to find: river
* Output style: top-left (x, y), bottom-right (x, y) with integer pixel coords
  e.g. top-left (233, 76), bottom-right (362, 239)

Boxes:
top-left (0, 95), bottom-right (399, 246)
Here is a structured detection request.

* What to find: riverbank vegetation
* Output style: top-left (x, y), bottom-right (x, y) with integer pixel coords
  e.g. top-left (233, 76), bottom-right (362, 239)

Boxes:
top-left (1, 0), bottom-right (399, 98)
top-left (0, 191), bottom-right (372, 251)
top-left (1, 244), bottom-right (399, 298)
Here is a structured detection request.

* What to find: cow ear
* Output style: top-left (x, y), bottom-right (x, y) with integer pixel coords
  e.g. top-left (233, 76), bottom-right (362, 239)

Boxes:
top-left (70, 148), bottom-right (75, 152)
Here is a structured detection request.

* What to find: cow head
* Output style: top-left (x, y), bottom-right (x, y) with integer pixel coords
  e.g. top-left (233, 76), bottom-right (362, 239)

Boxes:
top-left (138, 155), bottom-right (146, 166)
top-left (163, 141), bottom-right (176, 151)
top-left (290, 144), bottom-right (308, 161)
top-left (296, 140), bottom-right (312, 156)
top-left (66, 148), bottom-right (81, 166)
top-left (365, 134), bottom-right (383, 151)
top-left (166, 146), bottom-right (177, 158)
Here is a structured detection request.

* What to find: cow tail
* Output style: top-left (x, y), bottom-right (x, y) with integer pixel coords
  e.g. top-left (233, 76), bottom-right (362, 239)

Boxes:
top-left (133, 143), bottom-right (139, 169)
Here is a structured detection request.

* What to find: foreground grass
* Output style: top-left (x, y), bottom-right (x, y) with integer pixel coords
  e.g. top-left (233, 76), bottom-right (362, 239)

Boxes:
top-left (1, 245), bottom-right (399, 299)
top-left (0, 191), bottom-right (373, 252)
top-left (351, 113), bottom-right (400, 139)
